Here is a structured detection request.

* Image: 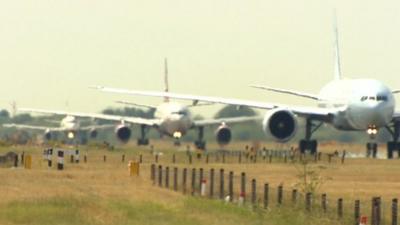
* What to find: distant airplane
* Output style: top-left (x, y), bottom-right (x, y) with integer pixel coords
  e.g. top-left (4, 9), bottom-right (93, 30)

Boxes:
top-left (18, 59), bottom-right (260, 149)
top-left (3, 115), bottom-right (112, 142)
top-left (90, 19), bottom-right (400, 158)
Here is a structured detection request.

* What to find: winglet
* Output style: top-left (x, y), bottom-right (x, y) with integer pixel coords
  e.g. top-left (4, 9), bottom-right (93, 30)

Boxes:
top-left (333, 10), bottom-right (342, 80)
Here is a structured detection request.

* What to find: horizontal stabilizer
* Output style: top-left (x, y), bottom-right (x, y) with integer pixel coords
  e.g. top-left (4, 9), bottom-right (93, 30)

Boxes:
top-left (250, 85), bottom-right (320, 100)
top-left (392, 90), bottom-right (400, 94)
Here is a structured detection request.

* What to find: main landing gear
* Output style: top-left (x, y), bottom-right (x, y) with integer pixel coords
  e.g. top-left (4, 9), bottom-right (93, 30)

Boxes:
top-left (384, 121), bottom-right (400, 159)
top-left (137, 125), bottom-right (149, 146)
top-left (299, 118), bottom-right (323, 154)
top-left (194, 126), bottom-right (206, 150)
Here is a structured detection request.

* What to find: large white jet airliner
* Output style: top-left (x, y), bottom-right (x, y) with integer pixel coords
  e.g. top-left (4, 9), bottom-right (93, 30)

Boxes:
top-left (90, 21), bottom-right (400, 158)
top-left (18, 59), bottom-right (260, 149)
top-left (3, 115), bottom-right (112, 142)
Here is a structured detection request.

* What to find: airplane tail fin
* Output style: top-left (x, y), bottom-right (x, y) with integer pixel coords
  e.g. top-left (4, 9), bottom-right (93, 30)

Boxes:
top-left (164, 58), bottom-right (170, 102)
top-left (333, 10), bottom-right (342, 81)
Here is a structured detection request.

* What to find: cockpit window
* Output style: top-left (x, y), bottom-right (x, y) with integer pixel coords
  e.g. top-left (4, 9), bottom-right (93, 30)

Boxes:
top-left (173, 110), bottom-right (188, 116)
top-left (377, 95), bottom-right (388, 101)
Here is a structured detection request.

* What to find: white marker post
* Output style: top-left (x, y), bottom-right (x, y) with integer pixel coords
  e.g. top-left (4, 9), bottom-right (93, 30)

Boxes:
top-left (201, 179), bottom-right (207, 197)
top-left (57, 150), bottom-right (64, 170)
top-left (75, 149), bottom-right (80, 163)
top-left (47, 148), bottom-right (53, 167)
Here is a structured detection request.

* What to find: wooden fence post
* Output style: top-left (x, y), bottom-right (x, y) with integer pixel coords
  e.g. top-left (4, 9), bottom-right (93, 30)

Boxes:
top-left (191, 168), bottom-right (196, 195)
top-left (165, 167), bottom-right (170, 189)
top-left (173, 167), bottom-right (178, 191)
top-left (155, 154), bottom-right (159, 164)
top-left (219, 169), bottom-right (224, 200)
top-left (341, 150), bottom-right (346, 164)
top-left (103, 155), bottom-right (106, 162)
top-left (150, 164), bottom-right (156, 184)
top-left (306, 192), bottom-right (312, 212)
top-left (228, 171), bottom-right (234, 202)
top-left (392, 198), bottom-right (398, 225)
top-left (139, 154), bottom-right (143, 164)
top-left (338, 198), bottom-right (343, 219)
top-left (277, 185), bottom-right (283, 205)
top-left (210, 168), bottom-right (214, 198)
top-left (172, 154), bottom-right (176, 164)
top-left (354, 200), bottom-right (360, 225)
top-left (158, 165), bottom-right (163, 187)
top-left (241, 172), bottom-right (246, 202)
top-left (182, 168), bottom-right (187, 194)
top-left (122, 154), bottom-right (125, 163)
top-left (322, 194), bottom-right (327, 213)
top-left (264, 183), bottom-right (269, 209)
top-left (199, 168), bottom-right (204, 192)
top-left (251, 179), bottom-right (257, 206)
top-left (292, 189), bottom-right (298, 204)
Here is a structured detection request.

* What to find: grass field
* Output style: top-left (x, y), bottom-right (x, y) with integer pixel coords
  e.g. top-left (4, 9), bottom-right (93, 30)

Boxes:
top-left (0, 142), bottom-right (398, 225)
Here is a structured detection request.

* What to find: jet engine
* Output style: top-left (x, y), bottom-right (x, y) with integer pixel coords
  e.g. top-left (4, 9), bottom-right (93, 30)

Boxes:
top-left (89, 128), bottom-right (98, 139)
top-left (263, 109), bottom-right (297, 142)
top-left (44, 130), bottom-right (52, 141)
top-left (215, 123), bottom-right (232, 146)
top-left (115, 124), bottom-right (132, 143)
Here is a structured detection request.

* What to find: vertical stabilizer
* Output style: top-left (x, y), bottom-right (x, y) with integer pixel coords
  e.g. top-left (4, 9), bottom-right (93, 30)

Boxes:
top-left (333, 11), bottom-right (342, 80)
top-left (164, 58), bottom-right (170, 102)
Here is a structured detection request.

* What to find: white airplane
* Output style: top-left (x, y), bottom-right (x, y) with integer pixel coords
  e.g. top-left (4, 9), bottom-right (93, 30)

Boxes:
top-left (18, 59), bottom-right (260, 149)
top-left (3, 115), bottom-right (112, 141)
top-left (90, 20), bottom-right (400, 158)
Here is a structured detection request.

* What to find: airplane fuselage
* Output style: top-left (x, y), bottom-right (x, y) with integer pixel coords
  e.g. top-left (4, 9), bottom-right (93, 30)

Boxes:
top-left (318, 79), bottom-right (395, 131)
top-left (60, 116), bottom-right (80, 132)
top-left (154, 102), bottom-right (193, 138)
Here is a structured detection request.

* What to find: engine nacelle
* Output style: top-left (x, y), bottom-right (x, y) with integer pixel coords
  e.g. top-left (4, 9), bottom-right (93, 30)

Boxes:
top-left (115, 124), bottom-right (131, 143)
top-left (89, 128), bottom-right (98, 139)
top-left (44, 130), bottom-right (52, 141)
top-left (263, 109), bottom-right (297, 142)
top-left (215, 123), bottom-right (232, 146)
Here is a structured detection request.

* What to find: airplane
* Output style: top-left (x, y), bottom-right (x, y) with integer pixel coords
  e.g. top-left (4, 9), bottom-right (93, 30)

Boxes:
top-left (3, 115), bottom-right (113, 142)
top-left (89, 19), bottom-right (400, 158)
top-left (17, 59), bottom-right (260, 149)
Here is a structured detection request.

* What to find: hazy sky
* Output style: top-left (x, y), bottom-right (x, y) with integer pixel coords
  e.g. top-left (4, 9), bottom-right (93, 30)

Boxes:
top-left (1, 0), bottom-right (399, 117)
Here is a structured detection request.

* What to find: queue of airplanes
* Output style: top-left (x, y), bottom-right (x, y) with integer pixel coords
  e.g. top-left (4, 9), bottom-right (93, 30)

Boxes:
top-left (3, 18), bottom-right (400, 157)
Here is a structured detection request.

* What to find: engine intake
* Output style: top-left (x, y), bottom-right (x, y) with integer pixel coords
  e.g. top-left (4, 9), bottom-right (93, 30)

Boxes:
top-left (215, 123), bottom-right (232, 146)
top-left (263, 109), bottom-right (297, 142)
top-left (115, 125), bottom-right (131, 143)
top-left (89, 129), bottom-right (98, 139)
top-left (44, 130), bottom-right (52, 141)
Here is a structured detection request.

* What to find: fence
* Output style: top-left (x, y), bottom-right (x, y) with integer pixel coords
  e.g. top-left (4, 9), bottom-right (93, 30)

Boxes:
top-left (150, 164), bottom-right (398, 225)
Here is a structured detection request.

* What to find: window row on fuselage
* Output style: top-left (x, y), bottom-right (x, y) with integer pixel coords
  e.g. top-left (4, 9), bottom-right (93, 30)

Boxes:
top-left (360, 95), bottom-right (388, 102)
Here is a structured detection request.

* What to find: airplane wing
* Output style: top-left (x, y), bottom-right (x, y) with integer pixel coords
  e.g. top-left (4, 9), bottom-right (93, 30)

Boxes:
top-left (115, 100), bottom-right (157, 109)
top-left (19, 108), bottom-right (162, 127)
top-left (393, 90), bottom-right (400, 94)
top-left (78, 124), bottom-right (117, 131)
top-left (249, 85), bottom-right (321, 100)
top-left (91, 86), bottom-right (335, 120)
top-left (194, 116), bottom-right (262, 127)
top-left (2, 123), bottom-right (64, 131)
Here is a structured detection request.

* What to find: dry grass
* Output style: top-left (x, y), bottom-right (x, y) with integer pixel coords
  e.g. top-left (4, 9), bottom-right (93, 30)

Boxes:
top-left (0, 142), bottom-right (398, 225)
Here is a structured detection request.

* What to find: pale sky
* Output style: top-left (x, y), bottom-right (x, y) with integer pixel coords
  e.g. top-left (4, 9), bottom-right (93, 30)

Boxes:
top-left (1, 0), bottom-right (399, 117)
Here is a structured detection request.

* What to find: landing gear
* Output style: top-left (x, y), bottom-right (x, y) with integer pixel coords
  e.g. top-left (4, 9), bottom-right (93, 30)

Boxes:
top-left (194, 126), bottom-right (206, 150)
top-left (137, 125), bottom-right (149, 146)
top-left (299, 119), bottom-right (323, 154)
top-left (385, 121), bottom-right (400, 159)
top-left (174, 138), bottom-right (181, 146)
top-left (385, 120), bottom-right (400, 159)
top-left (366, 142), bottom-right (378, 158)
